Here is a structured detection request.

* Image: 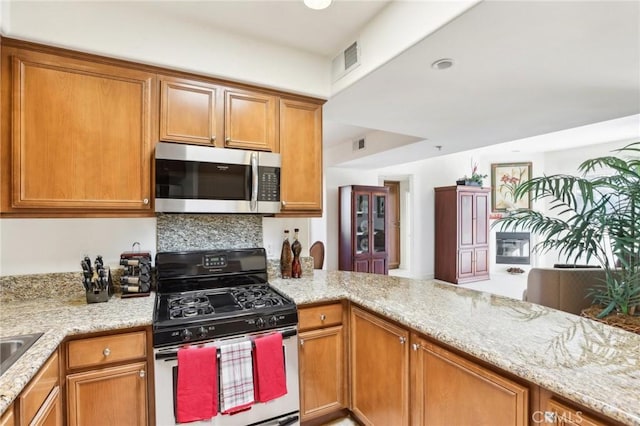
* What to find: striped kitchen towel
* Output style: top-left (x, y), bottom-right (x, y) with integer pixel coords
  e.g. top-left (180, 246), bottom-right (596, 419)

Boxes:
top-left (219, 340), bottom-right (255, 414)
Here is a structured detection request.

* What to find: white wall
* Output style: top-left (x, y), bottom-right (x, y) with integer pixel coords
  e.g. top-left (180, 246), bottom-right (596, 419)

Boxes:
top-left (5, 1), bottom-right (329, 98)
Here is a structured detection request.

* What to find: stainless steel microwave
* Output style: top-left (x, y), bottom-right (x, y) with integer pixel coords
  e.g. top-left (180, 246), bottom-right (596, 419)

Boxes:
top-left (155, 142), bottom-right (281, 214)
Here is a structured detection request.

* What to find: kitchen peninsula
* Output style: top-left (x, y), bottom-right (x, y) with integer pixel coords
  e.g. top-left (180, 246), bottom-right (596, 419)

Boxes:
top-left (1, 271), bottom-right (638, 425)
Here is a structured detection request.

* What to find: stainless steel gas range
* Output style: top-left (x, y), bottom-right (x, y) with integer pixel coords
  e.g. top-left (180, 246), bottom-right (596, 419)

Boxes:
top-left (152, 248), bottom-right (299, 426)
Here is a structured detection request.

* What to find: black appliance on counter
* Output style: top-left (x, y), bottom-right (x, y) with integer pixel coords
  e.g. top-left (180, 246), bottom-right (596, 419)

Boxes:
top-left (152, 247), bottom-right (300, 426)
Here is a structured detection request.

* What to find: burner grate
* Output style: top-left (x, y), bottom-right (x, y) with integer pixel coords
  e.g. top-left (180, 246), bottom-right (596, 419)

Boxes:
top-left (168, 294), bottom-right (214, 319)
top-left (231, 285), bottom-right (286, 310)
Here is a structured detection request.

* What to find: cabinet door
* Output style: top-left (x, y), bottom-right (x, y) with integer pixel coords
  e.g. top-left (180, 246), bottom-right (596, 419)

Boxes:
top-left (474, 246), bottom-right (490, 276)
top-left (354, 258), bottom-right (370, 273)
top-left (474, 192), bottom-right (489, 245)
top-left (458, 249), bottom-right (474, 279)
top-left (67, 362), bottom-right (148, 426)
top-left (279, 98), bottom-right (322, 213)
top-left (354, 192), bottom-right (370, 257)
top-left (351, 306), bottom-right (409, 426)
top-left (0, 404), bottom-right (14, 426)
top-left (371, 257), bottom-right (387, 275)
top-left (224, 89), bottom-right (277, 152)
top-left (372, 192), bottom-right (387, 254)
top-left (410, 334), bottom-right (528, 426)
top-left (159, 78), bottom-right (218, 145)
top-left (299, 326), bottom-right (346, 421)
top-left (11, 50), bottom-right (154, 211)
top-left (31, 386), bottom-right (62, 426)
top-left (547, 399), bottom-right (608, 426)
top-left (458, 191), bottom-right (475, 246)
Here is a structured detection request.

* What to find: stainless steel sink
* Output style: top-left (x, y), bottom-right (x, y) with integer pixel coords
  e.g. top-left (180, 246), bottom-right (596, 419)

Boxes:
top-left (0, 333), bottom-right (43, 375)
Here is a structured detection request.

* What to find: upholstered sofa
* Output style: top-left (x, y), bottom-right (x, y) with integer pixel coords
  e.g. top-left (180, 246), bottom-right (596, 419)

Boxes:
top-left (523, 267), bottom-right (606, 315)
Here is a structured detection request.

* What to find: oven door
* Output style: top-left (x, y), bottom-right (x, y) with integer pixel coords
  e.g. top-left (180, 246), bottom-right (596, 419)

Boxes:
top-left (153, 327), bottom-right (300, 426)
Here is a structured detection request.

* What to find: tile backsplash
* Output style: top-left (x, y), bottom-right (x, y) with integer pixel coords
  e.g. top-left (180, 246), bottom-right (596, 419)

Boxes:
top-left (157, 214), bottom-right (263, 252)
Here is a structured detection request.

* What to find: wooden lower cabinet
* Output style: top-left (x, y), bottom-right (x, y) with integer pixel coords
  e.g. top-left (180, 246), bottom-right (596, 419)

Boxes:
top-left (66, 362), bottom-right (148, 426)
top-left (65, 329), bottom-right (150, 426)
top-left (544, 397), bottom-right (610, 426)
top-left (350, 306), bottom-right (409, 426)
top-left (298, 303), bottom-right (347, 423)
top-left (410, 333), bottom-right (528, 426)
top-left (17, 350), bottom-right (61, 426)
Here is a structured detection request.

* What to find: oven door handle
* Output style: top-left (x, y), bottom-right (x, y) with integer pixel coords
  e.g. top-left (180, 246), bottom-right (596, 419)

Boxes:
top-left (155, 328), bottom-right (297, 360)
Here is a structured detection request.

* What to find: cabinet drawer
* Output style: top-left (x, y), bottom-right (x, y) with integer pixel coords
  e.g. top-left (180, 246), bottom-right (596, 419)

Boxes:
top-left (299, 303), bottom-right (342, 331)
top-left (0, 404), bottom-right (14, 426)
top-left (19, 350), bottom-right (59, 425)
top-left (67, 331), bottom-right (146, 370)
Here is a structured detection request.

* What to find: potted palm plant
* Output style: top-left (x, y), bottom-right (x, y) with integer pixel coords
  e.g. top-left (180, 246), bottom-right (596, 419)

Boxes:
top-left (494, 142), bottom-right (640, 320)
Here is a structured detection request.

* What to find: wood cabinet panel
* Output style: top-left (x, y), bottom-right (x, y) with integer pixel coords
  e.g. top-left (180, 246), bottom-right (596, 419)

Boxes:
top-left (159, 77), bottom-right (218, 145)
top-left (434, 186), bottom-right (490, 284)
top-left (547, 399), bottom-right (609, 426)
top-left (224, 88), bottom-right (277, 152)
top-left (410, 334), bottom-right (528, 426)
top-left (350, 306), bottom-right (409, 426)
top-left (66, 362), bottom-right (148, 426)
top-left (299, 303), bottom-right (343, 331)
top-left (0, 404), bottom-right (14, 426)
top-left (18, 351), bottom-right (59, 425)
top-left (30, 385), bottom-right (62, 426)
top-left (371, 257), bottom-right (387, 275)
top-left (299, 326), bottom-right (346, 421)
top-left (8, 49), bottom-right (154, 212)
top-left (278, 98), bottom-right (322, 214)
top-left (67, 331), bottom-right (146, 370)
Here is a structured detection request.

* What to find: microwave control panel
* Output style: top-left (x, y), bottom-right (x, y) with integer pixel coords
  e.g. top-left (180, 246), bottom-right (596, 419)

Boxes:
top-left (258, 167), bottom-right (280, 201)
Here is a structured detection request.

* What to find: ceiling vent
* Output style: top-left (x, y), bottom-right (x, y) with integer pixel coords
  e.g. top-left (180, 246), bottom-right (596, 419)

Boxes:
top-left (332, 41), bottom-right (360, 81)
top-left (352, 137), bottom-right (366, 152)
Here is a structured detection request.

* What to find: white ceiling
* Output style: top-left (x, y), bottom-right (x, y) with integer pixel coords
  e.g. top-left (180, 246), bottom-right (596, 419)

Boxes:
top-left (324, 0), bottom-right (640, 166)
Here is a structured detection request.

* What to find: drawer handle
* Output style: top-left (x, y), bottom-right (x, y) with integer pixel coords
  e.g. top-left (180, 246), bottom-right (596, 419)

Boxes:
top-left (399, 336), bottom-right (406, 345)
top-left (139, 370), bottom-right (146, 378)
top-left (320, 314), bottom-right (326, 321)
top-left (103, 347), bottom-right (111, 357)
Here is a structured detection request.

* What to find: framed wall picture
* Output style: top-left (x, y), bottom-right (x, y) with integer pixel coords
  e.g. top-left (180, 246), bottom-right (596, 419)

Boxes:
top-left (491, 162), bottom-right (532, 212)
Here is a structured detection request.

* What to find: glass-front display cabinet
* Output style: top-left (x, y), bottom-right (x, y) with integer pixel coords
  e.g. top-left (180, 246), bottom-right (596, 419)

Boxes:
top-left (338, 185), bottom-right (389, 275)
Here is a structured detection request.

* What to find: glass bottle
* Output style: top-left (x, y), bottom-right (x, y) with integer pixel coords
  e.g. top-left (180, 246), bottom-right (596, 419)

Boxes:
top-left (280, 229), bottom-right (292, 279)
top-left (291, 228), bottom-right (302, 278)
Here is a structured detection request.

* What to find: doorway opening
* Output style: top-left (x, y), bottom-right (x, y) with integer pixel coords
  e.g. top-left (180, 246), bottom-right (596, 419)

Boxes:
top-left (383, 177), bottom-right (411, 275)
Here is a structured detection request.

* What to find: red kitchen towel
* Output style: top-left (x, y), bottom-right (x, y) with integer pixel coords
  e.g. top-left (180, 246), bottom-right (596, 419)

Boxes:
top-left (253, 333), bottom-right (287, 402)
top-left (176, 346), bottom-right (218, 423)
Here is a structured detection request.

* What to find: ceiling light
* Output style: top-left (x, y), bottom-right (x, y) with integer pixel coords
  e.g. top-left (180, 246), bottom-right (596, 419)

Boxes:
top-left (431, 58), bottom-right (454, 70)
top-left (304, 0), bottom-right (332, 10)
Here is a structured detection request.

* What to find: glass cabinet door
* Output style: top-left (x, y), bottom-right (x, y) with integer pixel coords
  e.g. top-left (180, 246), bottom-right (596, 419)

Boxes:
top-left (372, 194), bottom-right (386, 253)
top-left (355, 193), bottom-right (370, 254)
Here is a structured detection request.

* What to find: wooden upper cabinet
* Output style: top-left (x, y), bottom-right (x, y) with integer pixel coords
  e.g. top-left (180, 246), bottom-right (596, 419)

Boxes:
top-left (6, 48), bottom-right (155, 213)
top-left (279, 98), bottom-right (323, 214)
top-left (224, 88), bottom-right (277, 152)
top-left (159, 77), bottom-right (219, 145)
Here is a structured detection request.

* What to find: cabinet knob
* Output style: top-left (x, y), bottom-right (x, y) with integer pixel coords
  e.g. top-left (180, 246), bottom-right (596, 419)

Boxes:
top-left (412, 343), bottom-right (420, 351)
top-left (139, 370), bottom-right (146, 378)
top-left (281, 200), bottom-right (287, 207)
top-left (399, 336), bottom-right (406, 345)
top-left (211, 136), bottom-right (216, 143)
top-left (143, 198), bottom-right (149, 205)
top-left (320, 314), bottom-right (326, 321)
top-left (225, 137), bottom-right (230, 143)
top-left (300, 339), bottom-right (304, 347)
top-left (103, 347), bottom-right (111, 357)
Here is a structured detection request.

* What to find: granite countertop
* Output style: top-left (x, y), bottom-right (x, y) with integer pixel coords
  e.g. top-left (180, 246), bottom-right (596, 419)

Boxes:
top-left (0, 293), bottom-right (155, 415)
top-left (270, 271), bottom-right (640, 426)
top-left (1, 271), bottom-right (639, 425)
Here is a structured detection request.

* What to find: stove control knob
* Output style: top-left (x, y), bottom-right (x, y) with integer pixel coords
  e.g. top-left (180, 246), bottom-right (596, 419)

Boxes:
top-left (256, 318), bottom-right (266, 329)
top-left (197, 327), bottom-right (208, 339)
top-left (268, 316), bottom-right (278, 326)
top-left (181, 329), bottom-right (193, 341)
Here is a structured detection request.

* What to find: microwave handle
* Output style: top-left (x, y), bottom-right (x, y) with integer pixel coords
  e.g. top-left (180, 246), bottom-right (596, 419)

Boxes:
top-left (250, 152), bottom-right (258, 211)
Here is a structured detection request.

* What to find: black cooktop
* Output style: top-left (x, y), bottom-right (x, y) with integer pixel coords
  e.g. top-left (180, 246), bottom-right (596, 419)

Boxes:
top-left (152, 248), bottom-right (297, 347)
